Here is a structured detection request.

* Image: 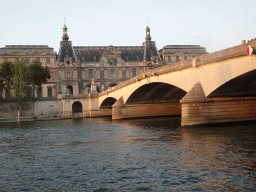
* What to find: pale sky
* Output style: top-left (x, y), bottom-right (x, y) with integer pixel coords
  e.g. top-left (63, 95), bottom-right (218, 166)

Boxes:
top-left (0, 0), bottom-right (256, 53)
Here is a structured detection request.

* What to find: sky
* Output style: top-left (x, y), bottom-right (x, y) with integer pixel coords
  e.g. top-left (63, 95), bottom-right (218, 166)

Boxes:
top-left (0, 0), bottom-right (256, 53)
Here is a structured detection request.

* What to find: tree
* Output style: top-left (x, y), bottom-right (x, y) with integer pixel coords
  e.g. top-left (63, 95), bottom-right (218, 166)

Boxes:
top-left (0, 78), bottom-right (4, 98)
top-left (0, 61), bottom-right (13, 100)
top-left (28, 60), bottom-right (51, 99)
top-left (11, 59), bottom-right (32, 122)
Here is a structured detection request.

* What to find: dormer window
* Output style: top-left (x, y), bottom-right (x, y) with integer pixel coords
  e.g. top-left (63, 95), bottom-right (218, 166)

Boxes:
top-left (66, 61), bottom-right (70, 65)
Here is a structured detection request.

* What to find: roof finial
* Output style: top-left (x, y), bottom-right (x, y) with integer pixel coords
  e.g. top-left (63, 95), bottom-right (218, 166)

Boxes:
top-left (145, 25), bottom-right (151, 41)
top-left (64, 18), bottom-right (66, 25)
top-left (62, 20), bottom-right (69, 41)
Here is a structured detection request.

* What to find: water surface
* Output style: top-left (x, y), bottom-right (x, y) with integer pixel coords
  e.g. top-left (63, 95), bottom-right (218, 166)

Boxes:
top-left (0, 117), bottom-right (256, 191)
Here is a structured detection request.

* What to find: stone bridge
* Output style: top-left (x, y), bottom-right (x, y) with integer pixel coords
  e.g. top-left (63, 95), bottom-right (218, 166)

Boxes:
top-left (62, 40), bottom-right (256, 126)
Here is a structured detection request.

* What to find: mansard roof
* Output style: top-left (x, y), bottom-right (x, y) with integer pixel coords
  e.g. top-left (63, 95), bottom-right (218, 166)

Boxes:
top-left (159, 45), bottom-right (208, 54)
top-left (74, 45), bottom-right (148, 62)
top-left (0, 45), bottom-right (55, 55)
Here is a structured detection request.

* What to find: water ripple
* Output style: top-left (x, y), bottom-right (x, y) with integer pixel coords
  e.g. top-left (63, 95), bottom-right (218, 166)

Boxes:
top-left (0, 117), bottom-right (256, 191)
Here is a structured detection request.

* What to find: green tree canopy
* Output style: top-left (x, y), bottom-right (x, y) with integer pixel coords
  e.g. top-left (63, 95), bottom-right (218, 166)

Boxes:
top-left (28, 60), bottom-right (51, 98)
top-left (0, 78), bottom-right (4, 94)
top-left (28, 60), bottom-right (51, 87)
top-left (11, 59), bottom-right (32, 110)
top-left (0, 61), bottom-right (13, 98)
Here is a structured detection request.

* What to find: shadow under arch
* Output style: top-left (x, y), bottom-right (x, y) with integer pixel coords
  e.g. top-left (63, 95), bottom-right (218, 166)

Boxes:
top-left (208, 69), bottom-right (256, 98)
top-left (99, 97), bottom-right (117, 109)
top-left (126, 82), bottom-right (187, 104)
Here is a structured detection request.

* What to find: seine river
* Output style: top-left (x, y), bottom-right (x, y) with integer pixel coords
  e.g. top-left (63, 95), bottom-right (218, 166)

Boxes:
top-left (0, 117), bottom-right (256, 191)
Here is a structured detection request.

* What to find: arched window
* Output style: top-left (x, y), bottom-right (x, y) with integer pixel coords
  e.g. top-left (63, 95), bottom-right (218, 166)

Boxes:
top-left (67, 85), bottom-right (73, 95)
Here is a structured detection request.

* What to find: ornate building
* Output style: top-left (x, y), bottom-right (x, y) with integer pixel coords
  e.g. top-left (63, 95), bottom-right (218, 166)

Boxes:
top-left (57, 25), bottom-right (160, 96)
top-left (0, 25), bottom-right (208, 99)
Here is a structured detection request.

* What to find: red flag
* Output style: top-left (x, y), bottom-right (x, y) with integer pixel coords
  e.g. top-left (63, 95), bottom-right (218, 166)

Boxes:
top-left (246, 45), bottom-right (253, 56)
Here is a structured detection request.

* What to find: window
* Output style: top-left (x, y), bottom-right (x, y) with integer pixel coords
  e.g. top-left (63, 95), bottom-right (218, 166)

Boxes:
top-left (36, 57), bottom-right (40, 62)
top-left (192, 55), bottom-right (195, 58)
top-left (132, 68), bottom-right (136, 77)
top-left (111, 69), bottom-right (115, 79)
top-left (48, 87), bottom-right (52, 97)
top-left (16, 58), bottom-right (19, 62)
top-left (26, 57), bottom-right (29, 63)
top-left (176, 56), bottom-right (179, 62)
top-left (66, 69), bottom-right (72, 80)
top-left (168, 56), bottom-right (171, 61)
top-left (4, 58), bottom-right (8, 61)
top-left (100, 70), bottom-right (104, 79)
top-left (51, 72), bottom-right (55, 80)
top-left (122, 70), bottom-right (126, 79)
top-left (88, 69), bottom-right (93, 80)
top-left (46, 57), bottom-right (50, 63)
top-left (184, 56), bottom-right (187, 60)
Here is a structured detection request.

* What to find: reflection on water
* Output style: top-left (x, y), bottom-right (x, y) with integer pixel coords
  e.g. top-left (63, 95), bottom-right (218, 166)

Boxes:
top-left (0, 117), bottom-right (256, 191)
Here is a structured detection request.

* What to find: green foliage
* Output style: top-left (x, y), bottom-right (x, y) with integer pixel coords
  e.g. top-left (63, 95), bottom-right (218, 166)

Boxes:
top-left (28, 60), bottom-right (51, 99)
top-left (11, 59), bottom-right (32, 109)
top-left (0, 58), bottom-right (51, 109)
top-left (28, 60), bottom-right (51, 87)
top-left (0, 61), bottom-right (13, 98)
top-left (0, 78), bottom-right (4, 93)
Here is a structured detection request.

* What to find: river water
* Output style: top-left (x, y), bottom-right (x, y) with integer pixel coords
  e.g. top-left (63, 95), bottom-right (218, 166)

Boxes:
top-left (0, 117), bottom-right (256, 191)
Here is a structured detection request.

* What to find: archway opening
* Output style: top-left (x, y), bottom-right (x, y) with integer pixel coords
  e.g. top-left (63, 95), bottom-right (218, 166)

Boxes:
top-left (208, 69), bottom-right (256, 97)
top-left (126, 82), bottom-right (187, 104)
top-left (67, 85), bottom-right (73, 95)
top-left (100, 97), bottom-right (117, 109)
top-left (72, 101), bottom-right (82, 113)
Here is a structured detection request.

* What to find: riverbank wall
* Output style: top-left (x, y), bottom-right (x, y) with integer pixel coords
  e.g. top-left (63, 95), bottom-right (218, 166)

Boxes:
top-left (0, 99), bottom-right (63, 123)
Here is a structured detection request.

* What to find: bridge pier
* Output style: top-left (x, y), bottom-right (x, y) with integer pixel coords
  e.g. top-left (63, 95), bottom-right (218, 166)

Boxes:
top-left (112, 97), bottom-right (181, 120)
top-left (181, 82), bottom-right (256, 126)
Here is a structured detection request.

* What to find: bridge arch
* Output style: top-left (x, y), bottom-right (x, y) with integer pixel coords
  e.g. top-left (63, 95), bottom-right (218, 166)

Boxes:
top-left (99, 53), bottom-right (256, 106)
top-left (99, 97), bottom-right (117, 109)
top-left (208, 69), bottom-right (256, 98)
top-left (126, 82), bottom-right (187, 104)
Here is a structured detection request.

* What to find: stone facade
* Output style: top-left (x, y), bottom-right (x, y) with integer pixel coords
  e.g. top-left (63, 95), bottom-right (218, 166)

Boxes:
top-left (159, 45), bottom-right (208, 65)
top-left (0, 45), bottom-right (57, 98)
